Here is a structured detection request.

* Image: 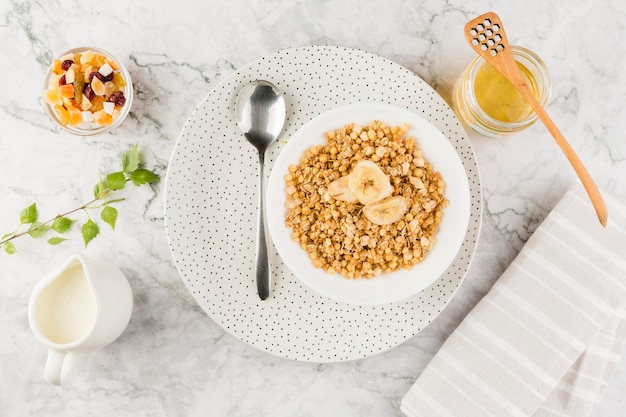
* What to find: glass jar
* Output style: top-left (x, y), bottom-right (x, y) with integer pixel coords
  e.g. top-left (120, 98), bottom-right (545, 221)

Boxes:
top-left (453, 46), bottom-right (551, 137)
top-left (42, 46), bottom-right (133, 136)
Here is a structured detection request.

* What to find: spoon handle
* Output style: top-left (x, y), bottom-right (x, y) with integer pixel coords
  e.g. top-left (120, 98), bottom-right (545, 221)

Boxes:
top-left (255, 152), bottom-right (271, 300)
top-left (511, 76), bottom-right (608, 227)
top-left (464, 12), bottom-right (607, 227)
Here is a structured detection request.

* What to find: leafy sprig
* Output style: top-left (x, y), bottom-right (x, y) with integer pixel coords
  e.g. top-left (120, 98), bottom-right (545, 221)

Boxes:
top-left (1, 145), bottom-right (158, 254)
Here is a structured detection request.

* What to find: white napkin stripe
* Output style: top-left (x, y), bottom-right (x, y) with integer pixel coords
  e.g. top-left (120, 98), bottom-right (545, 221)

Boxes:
top-left (564, 364), bottom-right (614, 387)
top-left (549, 212), bottom-right (626, 286)
top-left (465, 315), bottom-right (558, 387)
top-left (457, 330), bottom-right (551, 395)
top-left (537, 405), bottom-right (579, 417)
top-left (488, 285), bottom-right (580, 357)
top-left (571, 189), bottom-right (626, 223)
top-left (522, 247), bottom-right (615, 316)
top-left (493, 280), bottom-right (587, 352)
top-left (429, 362), bottom-right (496, 416)
top-left (554, 381), bottom-right (603, 403)
top-left (508, 262), bottom-right (605, 329)
top-left (400, 386), bottom-right (457, 417)
top-left (584, 343), bottom-right (623, 363)
top-left (438, 350), bottom-right (528, 417)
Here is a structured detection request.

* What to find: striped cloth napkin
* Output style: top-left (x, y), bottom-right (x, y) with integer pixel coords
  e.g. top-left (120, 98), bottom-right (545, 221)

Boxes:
top-left (401, 186), bottom-right (626, 417)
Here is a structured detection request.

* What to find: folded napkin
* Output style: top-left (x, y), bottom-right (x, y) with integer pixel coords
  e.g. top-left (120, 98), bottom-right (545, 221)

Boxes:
top-left (401, 186), bottom-right (626, 417)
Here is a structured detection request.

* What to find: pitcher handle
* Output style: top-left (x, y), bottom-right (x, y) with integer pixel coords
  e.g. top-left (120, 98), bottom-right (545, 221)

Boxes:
top-left (44, 350), bottom-right (77, 385)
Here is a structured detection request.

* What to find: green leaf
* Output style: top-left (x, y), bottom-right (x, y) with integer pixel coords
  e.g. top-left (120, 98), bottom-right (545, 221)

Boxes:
top-left (27, 222), bottom-right (50, 238)
top-left (106, 171), bottom-right (126, 191)
top-left (101, 205), bottom-right (118, 230)
top-left (47, 237), bottom-right (68, 246)
top-left (94, 178), bottom-right (107, 199)
top-left (122, 144), bottom-right (140, 173)
top-left (81, 219), bottom-right (99, 247)
top-left (51, 216), bottom-right (75, 234)
top-left (128, 168), bottom-right (159, 186)
top-left (19, 203), bottom-right (38, 224)
top-left (3, 242), bottom-right (17, 254)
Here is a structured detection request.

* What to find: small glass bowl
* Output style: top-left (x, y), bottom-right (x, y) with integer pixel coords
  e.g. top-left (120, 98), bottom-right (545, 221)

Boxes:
top-left (453, 46), bottom-right (551, 137)
top-left (42, 46), bottom-right (133, 136)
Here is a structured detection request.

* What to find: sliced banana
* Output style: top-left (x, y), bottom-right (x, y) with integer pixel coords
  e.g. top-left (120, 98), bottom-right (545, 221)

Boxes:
top-left (348, 160), bottom-right (393, 205)
top-left (328, 175), bottom-right (359, 203)
top-left (363, 196), bottom-right (408, 225)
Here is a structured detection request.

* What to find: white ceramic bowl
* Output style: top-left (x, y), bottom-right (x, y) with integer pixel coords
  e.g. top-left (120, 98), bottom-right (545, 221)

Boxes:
top-left (266, 103), bottom-right (470, 305)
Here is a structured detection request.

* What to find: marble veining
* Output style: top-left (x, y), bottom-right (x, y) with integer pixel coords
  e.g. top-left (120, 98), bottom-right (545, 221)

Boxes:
top-left (1, 0), bottom-right (625, 416)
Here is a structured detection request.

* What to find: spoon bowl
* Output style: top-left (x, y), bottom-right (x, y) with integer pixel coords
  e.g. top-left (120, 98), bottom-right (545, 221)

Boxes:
top-left (236, 80), bottom-right (286, 299)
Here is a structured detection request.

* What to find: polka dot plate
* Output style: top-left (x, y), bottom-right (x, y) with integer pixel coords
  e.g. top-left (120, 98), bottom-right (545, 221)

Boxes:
top-left (164, 45), bottom-right (482, 362)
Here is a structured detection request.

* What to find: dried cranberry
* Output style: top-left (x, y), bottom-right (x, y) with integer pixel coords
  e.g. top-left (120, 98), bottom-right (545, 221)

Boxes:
top-left (89, 71), bottom-right (114, 83)
top-left (58, 75), bottom-right (66, 86)
top-left (107, 91), bottom-right (126, 107)
top-left (84, 84), bottom-right (95, 101)
top-left (61, 60), bottom-right (74, 71)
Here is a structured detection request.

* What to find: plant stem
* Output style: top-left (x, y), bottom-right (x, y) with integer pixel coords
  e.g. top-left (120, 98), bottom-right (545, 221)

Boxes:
top-left (0, 191), bottom-right (124, 246)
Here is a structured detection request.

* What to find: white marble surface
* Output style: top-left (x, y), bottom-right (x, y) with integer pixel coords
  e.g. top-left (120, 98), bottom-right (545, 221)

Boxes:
top-left (1, 0), bottom-right (625, 415)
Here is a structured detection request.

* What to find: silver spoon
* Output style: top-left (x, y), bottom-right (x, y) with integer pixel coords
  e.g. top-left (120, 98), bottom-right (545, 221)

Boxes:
top-left (236, 80), bottom-right (286, 300)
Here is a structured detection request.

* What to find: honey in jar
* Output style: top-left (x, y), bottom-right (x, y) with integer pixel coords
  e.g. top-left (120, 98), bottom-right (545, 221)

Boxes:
top-left (453, 46), bottom-right (551, 137)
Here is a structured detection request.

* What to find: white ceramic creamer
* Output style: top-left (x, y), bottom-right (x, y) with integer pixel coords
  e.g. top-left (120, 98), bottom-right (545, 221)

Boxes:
top-left (28, 254), bottom-right (133, 385)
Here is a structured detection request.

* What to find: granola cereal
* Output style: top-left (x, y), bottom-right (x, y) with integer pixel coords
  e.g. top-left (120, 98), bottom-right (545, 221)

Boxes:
top-left (284, 120), bottom-right (448, 279)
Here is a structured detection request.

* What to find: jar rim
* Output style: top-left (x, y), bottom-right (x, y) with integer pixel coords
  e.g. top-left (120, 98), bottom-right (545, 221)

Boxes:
top-left (462, 45), bottom-right (552, 134)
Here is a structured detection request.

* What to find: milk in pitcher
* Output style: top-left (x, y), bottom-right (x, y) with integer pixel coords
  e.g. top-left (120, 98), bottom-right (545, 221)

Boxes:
top-left (34, 263), bottom-right (96, 344)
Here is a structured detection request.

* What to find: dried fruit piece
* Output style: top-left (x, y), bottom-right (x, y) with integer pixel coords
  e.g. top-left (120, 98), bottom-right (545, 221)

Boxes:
top-left (90, 96), bottom-right (105, 112)
top-left (51, 60), bottom-right (63, 74)
top-left (103, 101), bottom-right (115, 115)
top-left (89, 71), bottom-right (113, 83)
top-left (91, 77), bottom-right (106, 96)
top-left (92, 109), bottom-right (112, 126)
top-left (68, 106), bottom-right (83, 126)
top-left (84, 84), bottom-right (95, 101)
top-left (348, 160), bottom-right (393, 205)
top-left (58, 84), bottom-right (75, 99)
top-left (80, 95), bottom-right (92, 111)
top-left (73, 72), bottom-right (85, 106)
top-left (99, 62), bottom-right (113, 77)
top-left (107, 91), bottom-right (126, 107)
top-left (363, 196), bottom-right (409, 225)
top-left (53, 105), bottom-right (70, 125)
top-left (44, 89), bottom-right (62, 105)
top-left (112, 72), bottom-right (126, 88)
top-left (61, 59), bottom-right (74, 71)
top-left (65, 69), bottom-right (75, 84)
top-left (103, 81), bottom-right (116, 98)
top-left (328, 175), bottom-right (359, 203)
top-left (80, 50), bottom-right (94, 65)
top-left (82, 111), bottom-right (94, 123)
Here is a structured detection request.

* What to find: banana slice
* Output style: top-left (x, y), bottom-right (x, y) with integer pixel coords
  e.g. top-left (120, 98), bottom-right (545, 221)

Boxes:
top-left (328, 175), bottom-right (359, 203)
top-left (363, 196), bottom-right (409, 225)
top-left (348, 160), bottom-right (393, 205)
